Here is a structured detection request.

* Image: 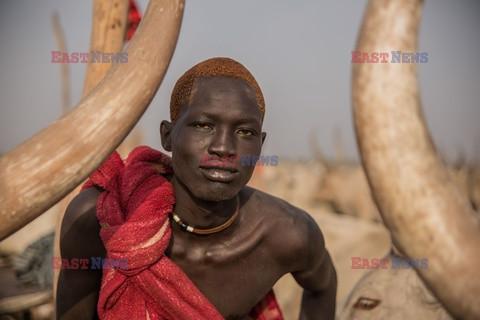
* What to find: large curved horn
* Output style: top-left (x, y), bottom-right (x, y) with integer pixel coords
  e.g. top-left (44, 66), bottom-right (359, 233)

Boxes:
top-left (353, 0), bottom-right (480, 318)
top-left (0, 0), bottom-right (184, 240)
top-left (82, 0), bottom-right (129, 96)
top-left (52, 0), bottom-right (128, 301)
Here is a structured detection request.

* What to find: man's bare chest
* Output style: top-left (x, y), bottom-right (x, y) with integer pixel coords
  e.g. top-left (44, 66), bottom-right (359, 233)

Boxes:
top-left (166, 228), bottom-right (283, 318)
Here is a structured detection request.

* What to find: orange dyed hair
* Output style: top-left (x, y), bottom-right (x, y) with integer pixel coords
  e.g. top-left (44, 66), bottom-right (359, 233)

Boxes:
top-left (170, 57), bottom-right (265, 122)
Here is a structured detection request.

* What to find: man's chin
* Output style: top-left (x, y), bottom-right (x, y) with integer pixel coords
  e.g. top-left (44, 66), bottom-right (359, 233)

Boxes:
top-left (193, 184), bottom-right (242, 202)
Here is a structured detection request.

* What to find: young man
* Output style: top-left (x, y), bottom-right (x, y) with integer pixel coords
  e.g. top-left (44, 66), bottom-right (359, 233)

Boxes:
top-left (57, 57), bottom-right (336, 319)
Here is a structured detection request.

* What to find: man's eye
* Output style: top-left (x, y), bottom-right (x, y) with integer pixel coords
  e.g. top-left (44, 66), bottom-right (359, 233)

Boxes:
top-left (194, 123), bottom-right (212, 130)
top-left (238, 129), bottom-right (254, 136)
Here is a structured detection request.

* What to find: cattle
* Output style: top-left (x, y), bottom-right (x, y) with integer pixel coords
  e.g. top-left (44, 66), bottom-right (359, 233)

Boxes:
top-left (351, 0), bottom-right (480, 318)
top-left (337, 253), bottom-right (453, 320)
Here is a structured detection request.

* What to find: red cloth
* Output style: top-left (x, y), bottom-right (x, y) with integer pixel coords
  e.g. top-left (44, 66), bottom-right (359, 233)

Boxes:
top-left (248, 290), bottom-right (284, 320)
top-left (125, 0), bottom-right (142, 41)
top-left (83, 146), bottom-right (283, 320)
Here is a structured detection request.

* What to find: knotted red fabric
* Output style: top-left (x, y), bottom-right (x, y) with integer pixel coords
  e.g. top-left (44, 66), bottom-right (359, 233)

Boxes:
top-left (82, 146), bottom-right (283, 320)
top-left (125, 0), bottom-right (142, 41)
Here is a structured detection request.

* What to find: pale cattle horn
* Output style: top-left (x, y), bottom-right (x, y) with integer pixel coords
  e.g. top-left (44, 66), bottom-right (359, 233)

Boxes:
top-left (0, 0), bottom-right (185, 240)
top-left (353, 0), bottom-right (480, 318)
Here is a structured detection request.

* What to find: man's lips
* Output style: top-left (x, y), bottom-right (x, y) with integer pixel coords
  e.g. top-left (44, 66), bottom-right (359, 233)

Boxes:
top-left (199, 166), bottom-right (239, 182)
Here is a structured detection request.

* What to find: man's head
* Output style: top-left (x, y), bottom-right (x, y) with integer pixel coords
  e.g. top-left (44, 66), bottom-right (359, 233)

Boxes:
top-left (161, 58), bottom-right (267, 202)
top-left (169, 57), bottom-right (265, 122)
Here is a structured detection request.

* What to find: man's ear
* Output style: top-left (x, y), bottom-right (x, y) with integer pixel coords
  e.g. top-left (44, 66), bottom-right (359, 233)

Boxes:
top-left (160, 120), bottom-right (174, 152)
top-left (261, 132), bottom-right (267, 145)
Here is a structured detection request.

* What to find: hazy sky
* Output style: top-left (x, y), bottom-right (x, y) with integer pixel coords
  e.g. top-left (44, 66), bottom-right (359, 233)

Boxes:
top-left (1, 0), bottom-right (479, 162)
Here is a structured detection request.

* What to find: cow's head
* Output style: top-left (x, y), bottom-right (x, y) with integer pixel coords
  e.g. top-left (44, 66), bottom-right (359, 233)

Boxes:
top-left (338, 253), bottom-right (452, 319)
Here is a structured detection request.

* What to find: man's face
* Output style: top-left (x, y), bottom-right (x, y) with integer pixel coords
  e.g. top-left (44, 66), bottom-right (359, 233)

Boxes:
top-left (163, 76), bottom-right (265, 202)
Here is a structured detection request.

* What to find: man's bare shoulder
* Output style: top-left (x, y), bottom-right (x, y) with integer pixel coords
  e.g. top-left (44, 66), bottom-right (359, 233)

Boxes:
top-left (60, 187), bottom-right (105, 258)
top-left (57, 187), bottom-right (105, 318)
top-left (242, 187), bottom-right (325, 271)
top-left (243, 186), bottom-right (310, 220)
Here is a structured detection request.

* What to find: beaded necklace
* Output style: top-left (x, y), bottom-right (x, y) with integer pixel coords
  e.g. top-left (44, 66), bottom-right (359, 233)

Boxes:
top-left (171, 195), bottom-right (240, 235)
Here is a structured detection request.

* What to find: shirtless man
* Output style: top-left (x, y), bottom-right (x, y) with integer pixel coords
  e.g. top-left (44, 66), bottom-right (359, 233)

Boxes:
top-left (57, 57), bottom-right (336, 319)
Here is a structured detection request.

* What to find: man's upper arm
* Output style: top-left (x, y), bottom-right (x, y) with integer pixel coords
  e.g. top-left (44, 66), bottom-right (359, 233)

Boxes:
top-left (288, 211), bottom-right (336, 293)
top-left (56, 187), bottom-right (105, 319)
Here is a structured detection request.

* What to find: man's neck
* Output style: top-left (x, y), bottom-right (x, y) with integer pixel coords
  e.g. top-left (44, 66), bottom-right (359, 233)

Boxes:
top-left (171, 176), bottom-right (240, 230)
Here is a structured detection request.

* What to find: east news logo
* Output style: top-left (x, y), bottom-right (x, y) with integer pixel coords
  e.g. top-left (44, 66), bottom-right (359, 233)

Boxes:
top-left (351, 51), bottom-right (428, 63)
top-left (51, 257), bottom-right (128, 270)
top-left (351, 257), bottom-right (428, 269)
top-left (51, 51), bottom-right (128, 63)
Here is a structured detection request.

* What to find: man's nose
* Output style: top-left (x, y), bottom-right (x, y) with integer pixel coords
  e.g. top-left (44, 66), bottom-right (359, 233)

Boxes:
top-left (207, 127), bottom-right (236, 157)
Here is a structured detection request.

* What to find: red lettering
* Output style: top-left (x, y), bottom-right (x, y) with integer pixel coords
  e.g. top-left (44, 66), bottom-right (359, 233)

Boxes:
top-left (379, 52), bottom-right (389, 63)
top-left (79, 259), bottom-right (89, 269)
top-left (79, 52), bottom-right (89, 63)
top-left (379, 258), bottom-right (389, 269)
top-left (370, 52), bottom-right (379, 63)
top-left (51, 51), bottom-right (61, 63)
top-left (71, 52), bottom-right (79, 63)
top-left (205, 155), bottom-right (220, 166)
top-left (51, 257), bottom-right (62, 269)
top-left (351, 257), bottom-right (362, 269)
top-left (70, 258), bottom-right (79, 269)
top-left (61, 258), bottom-right (71, 269)
top-left (201, 154), bottom-right (210, 166)
top-left (361, 258), bottom-right (370, 269)
top-left (220, 155), bottom-right (230, 166)
top-left (213, 155), bottom-right (223, 166)
top-left (230, 156), bottom-right (239, 167)
top-left (61, 52), bottom-right (70, 63)
top-left (370, 258), bottom-right (379, 269)
top-left (361, 53), bottom-right (370, 63)
top-left (351, 51), bottom-right (362, 63)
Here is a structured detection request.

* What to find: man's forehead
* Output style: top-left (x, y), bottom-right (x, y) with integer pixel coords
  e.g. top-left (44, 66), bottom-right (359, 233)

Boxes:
top-left (190, 75), bottom-right (256, 97)
top-left (190, 76), bottom-right (258, 106)
top-left (181, 77), bottom-right (263, 125)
